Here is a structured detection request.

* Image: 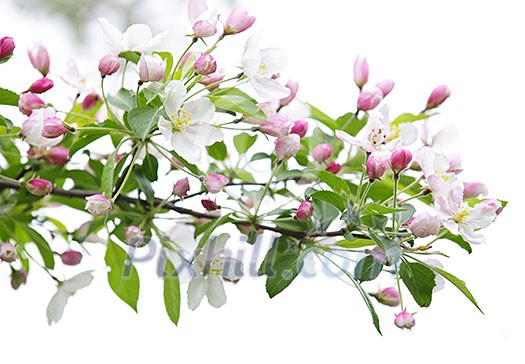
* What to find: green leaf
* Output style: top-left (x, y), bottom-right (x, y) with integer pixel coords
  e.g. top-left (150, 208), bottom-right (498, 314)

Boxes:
top-left (154, 51), bottom-right (174, 82)
top-left (310, 190), bottom-right (347, 212)
top-left (118, 51), bottom-right (141, 64)
top-left (127, 107), bottom-right (161, 140)
top-left (0, 114), bottom-right (13, 131)
top-left (312, 199), bottom-right (340, 231)
top-left (195, 213), bottom-right (233, 252)
top-left (440, 231), bottom-right (472, 253)
top-left (207, 141), bottom-right (228, 161)
top-left (354, 255), bottom-right (382, 282)
top-left (0, 87), bottom-right (19, 106)
top-left (133, 167), bottom-right (155, 202)
top-left (391, 112), bottom-right (432, 127)
top-left (308, 170), bottom-right (350, 196)
top-left (368, 230), bottom-right (402, 265)
top-left (163, 257), bottom-right (181, 326)
top-left (101, 149), bottom-right (118, 198)
top-left (273, 218), bottom-right (314, 233)
top-left (399, 261), bottom-right (436, 308)
top-left (143, 82), bottom-right (165, 104)
top-left (233, 132), bottom-right (258, 155)
top-left (335, 238), bottom-right (374, 249)
top-left (69, 132), bottom-right (105, 157)
top-left (108, 88), bottom-right (136, 112)
top-left (208, 88), bottom-right (266, 119)
top-left (336, 112), bottom-right (368, 136)
top-left (105, 240), bottom-right (140, 312)
top-left (16, 224), bottom-right (55, 269)
top-left (142, 154), bottom-right (159, 182)
top-left (308, 103), bottom-right (336, 130)
top-left (171, 150), bottom-right (203, 176)
top-left (363, 203), bottom-right (407, 215)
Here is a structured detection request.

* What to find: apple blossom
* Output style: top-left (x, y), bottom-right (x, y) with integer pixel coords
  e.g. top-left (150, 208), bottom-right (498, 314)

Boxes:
top-left (290, 119), bottom-right (308, 137)
top-left (41, 117), bottom-right (68, 138)
top-left (280, 80), bottom-right (299, 106)
top-left (371, 287), bottom-right (400, 307)
top-left (366, 155), bottom-right (386, 181)
top-left (205, 174), bottom-right (228, 194)
top-left (325, 162), bottom-right (342, 174)
top-left (376, 79), bottom-right (395, 97)
top-left (173, 177), bottom-right (190, 198)
top-left (0, 36), bottom-right (15, 63)
top-left (26, 178), bottom-right (53, 196)
top-left (46, 271), bottom-right (94, 325)
top-left (60, 250), bottom-right (83, 266)
top-left (46, 146), bottom-right (69, 166)
top-left (295, 201), bottom-right (314, 220)
top-left (99, 17), bottom-right (167, 52)
top-left (29, 77), bottom-right (54, 94)
top-left (85, 194), bottom-right (112, 216)
top-left (463, 182), bottom-right (489, 199)
top-left (199, 68), bottom-right (225, 90)
top-left (158, 80), bottom-right (223, 164)
top-left (390, 149), bottom-right (412, 174)
top-left (223, 6), bottom-right (256, 35)
top-left (408, 212), bottom-right (441, 238)
top-left (258, 114), bottom-right (293, 137)
top-left (138, 53), bottom-right (166, 82)
top-left (394, 310), bottom-right (416, 330)
top-left (357, 89), bottom-right (383, 111)
top-left (188, 0), bottom-right (218, 38)
top-left (274, 134), bottom-right (300, 161)
top-left (194, 53), bottom-right (217, 75)
top-left (125, 226), bottom-right (145, 246)
top-left (18, 92), bottom-right (46, 116)
top-left (0, 242), bottom-right (17, 263)
top-left (61, 60), bottom-right (88, 93)
top-left (425, 85), bottom-right (451, 110)
top-left (28, 42), bottom-right (50, 76)
top-left (98, 53), bottom-right (120, 77)
top-left (201, 199), bottom-right (218, 211)
top-left (353, 55), bottom-right (369, 89)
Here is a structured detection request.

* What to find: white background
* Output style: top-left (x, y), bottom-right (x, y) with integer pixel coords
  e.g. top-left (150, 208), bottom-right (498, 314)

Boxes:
top-left (1, 0), bottom-right (524, 362)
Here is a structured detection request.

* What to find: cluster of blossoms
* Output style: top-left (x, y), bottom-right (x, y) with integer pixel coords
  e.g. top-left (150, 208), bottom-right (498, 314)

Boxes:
top-left (0, 0), bottom-right (504, 333)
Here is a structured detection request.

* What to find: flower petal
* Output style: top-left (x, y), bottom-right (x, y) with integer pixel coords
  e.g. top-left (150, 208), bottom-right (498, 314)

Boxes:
top-left (241, 48), bottom-right (261, 76)
top-left (251, 75), bottom-right (290, 100)
top-left (206, 276), bottom-right (227, 308)
top-left (187, 275), bottom-right (208, 310)
top-left (46, 291), bottom-right (69, 325)
top-left (171, 132), bottom-right (202, 164)
top-left (468, 203), bottom-right (496, 229)
top-left (185, 123), bottom-right (223, 147)
top-left (61, 271), bottom-right (94, 293)
top-left (183, 97), bottom-right (215, 123)
top-left (164, 81), bottom-right (186, 118)
top-left (260, 48), bottom-right (287, 75)
top-left (123, 24), bottom-right (153, 51)
top-left (99, 18), bottom-right (124, 50)
top-left (158, 115), bottom-right (173, 143)
top-left (188, 0), bottom-right (207, 23)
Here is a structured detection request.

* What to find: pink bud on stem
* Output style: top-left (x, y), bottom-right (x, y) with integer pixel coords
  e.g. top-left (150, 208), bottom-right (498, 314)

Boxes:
top-left (25, 178), bottom-right (53, 196)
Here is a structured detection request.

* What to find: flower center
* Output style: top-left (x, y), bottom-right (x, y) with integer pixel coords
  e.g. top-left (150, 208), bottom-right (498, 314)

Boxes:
top-left (453, 206), bottom-right (470, 223)
top-left (368, 127), bottom-right (388, 146)
top-left (171, 109), bottom-right (192, 132)
top-left (258, 62), bottom-right (268, 76)
top-left (202, 257), bottom-right (223, 277)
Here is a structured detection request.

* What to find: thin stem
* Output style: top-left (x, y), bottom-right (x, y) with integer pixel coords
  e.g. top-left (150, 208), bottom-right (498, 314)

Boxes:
top-left (0, 174), bottom-right (20, 184)
top-left (253, 162), bottom-right (280, 218)
top-left (355, 160), bottom-right (367, 203)
top-left (101, 77), bottom-right (121, 126)
top-left (149, 142), bottom-right (200, 179)
top-left (111, 145), bottom-right (142, 203)
top-left (395, 262), bottom-right (405, 310)
top-left (205, 34), bottom-right (224, 54)
top-left (392, 174), bottom-right (399, 237)
top-left (121, 61), bottom-right (128, 88)
top-left (184, 73), bottom-right (244, 101)
top-left (170, 37), bottom-right (198, 80)
top-left (55, 110), bottom-right (98, 122)
top-left (384, 176), bottom-right (423, 203)
top-left (75, 127), bottom-right (132, 135)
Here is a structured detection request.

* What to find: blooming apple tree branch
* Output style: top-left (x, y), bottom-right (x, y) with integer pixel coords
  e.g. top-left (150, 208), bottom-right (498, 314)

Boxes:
top-left (0, 0), bottom-right (505, 333)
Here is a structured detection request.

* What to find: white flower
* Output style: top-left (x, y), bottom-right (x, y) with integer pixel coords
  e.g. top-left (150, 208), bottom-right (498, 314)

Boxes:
top-left (20, 107), bottom-right (63, 148)
top-left (416, 146), bottom-right (458, 195)
top-left (188, 0), bottom-right (218, 38)
top-left (46, 271), bottom-right (94, 325)
top-left (434, 179), bottom-right (496, 244)
top-left (61, 59), bottom-right (89, 93)
top-left (425, 259), bottom-right (445, 292)
top-left (420, 119), bottom-right (459, 148)
top-left (241, 34), bottom-right (290, 100)
top-left (99, 17), bottom-right (167, 52)
top-left (187, 233), bottom-right (243, 310)
top-left (158, 81), bottom-right (223, 164)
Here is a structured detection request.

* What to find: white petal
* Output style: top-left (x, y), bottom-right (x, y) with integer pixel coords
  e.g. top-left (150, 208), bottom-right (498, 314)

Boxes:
top-left (166, 224), bottom-right (196, 254)
top-left (442, 219), bottom-right (459, 235)
top-left (187, 276), bottom-right (208, 310)
top-left (467, 204), bottom-right (496, 229)
top-left (99, 18), bottom-right (124, 50)
top-left (260, 48), bottom-right (288, 75)
top-left (241, 48), bottom-right (261, 77)
top-left (185, 123), bottom-right (223, 146)
top-left (171, 132), bottom-right (202, 164)
top-left (433, 125), bottom-right (459, 147)
top-left (244, 32), bottom-right (261, 51)
top-left (147, 32), bottom-right (168, 50)
top-left (46, 291), bottom-right (69, 325)
top-left (164, 81), bottom-right (186, 118)
top-left (399, 124), bottom-right (418, 145)
top-left (61, 271), bottom-right (94, 293)
top-left (123, 24), bottom-right (153, 51)
top-left (251, 76), bottom-right (290, 100)
top-left (183, 97), bottom-right (215, 123)
top-left (206, 276), bottom-right (227, 308)
top-left (188, 0), bottom-right (207, 23)
top-left (158, 115), bottom-right (173, 143)
top-left (458, 225), bottom-right (485, 244)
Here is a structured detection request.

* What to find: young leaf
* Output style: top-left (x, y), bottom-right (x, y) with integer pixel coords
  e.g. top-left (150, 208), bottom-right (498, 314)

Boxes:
top-left (431, 265), bottom-right (483, 313)
top-left (368, 230), bottom-right (402, 265)
top-left (335, 238), bottom-right (374, 249)
top-left (105, 240), bottom-right (140, 312)
top-left (336, 112), bottom-right (368, 136)
top-left (163, 257), bottom-right (181, 326)
top-left (310, 190), bottom-right (348, 212)
top-left (107, 88), bottom-right (136, 112)
top-left (142, 154), bottom-right (159, 182)
top-left (354, 255), bottom-right (383, 282)
top-left (208, 88), bottom-right (266, 119)
top-left (308, 170), bottom-right (350, 196)
top-left (118, 51), bottom-right (141, 64)
top-left (308, 103), bottom-right (337, 130)
top-left (233, 132), bottom-right (258, 155)
top-left (391, 112), bottom-right (433, 127)
top-left (399, 261), bottom-right (436, 308)
top-left (101, 148), bottom-right (118, 197)
top-left (0, 114), bottom-right (13, 132)
top-left (0, 87), bottom-right (19, 106)
top-left (16, 224), bottom-right (55, 269)
top-left (195, 213), bottom-right (233, 252)
top-left (440, 231), bottom-right (472, 253)
top-left (127, 107), bottom-right (161, 140)
top-left (207, 141), bottom-right (228, 161)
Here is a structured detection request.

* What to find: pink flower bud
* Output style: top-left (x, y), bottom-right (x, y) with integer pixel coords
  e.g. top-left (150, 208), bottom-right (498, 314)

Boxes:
top-left (204, 174), bottom-right (228, 194)
top-left (372, 287), bottom-right (400, 307)
top-left (408, 212), bottom-right (441, 238)
top-left (426, 85), bottom-right (451, 110)
top-left (366, 155), bottom-right (386, 181)
top-left (259, 115), bottom-right (292, 137)
top-left (0, 36), bottom-right (15, 63)
top-left (82, 93), bottom-right (100, 111)
top-left (481, 199), bottom-right (503, 215)
top-left (18, 92), bottom-right (45, 116)
top-left (201, 198), bottom-right (219, 211)
top-left (11, 268), bottom-right (27, 290)
top-left (275, 134), bottom-right (301, 161)
top-left (173, 177), bottom-right (190, 197)
top-left (326, 162), bottom-right (342, 174)
top-left (41, 117), bottom-right (68, 138)
top-left (46, 146), bottom-right (69, 166)
top-left (85, 194), bottom-right (112, 216)
top-left (376, 79), bottom-right (395, 97)
top-left (394, 310), bottom-right (416, 330)
top-left (463, 182), bottom-right (488, 199)
top-left (290, 119), bottom-right (308, 138)
top-left (193, 20), bottom-right (218, 38)
top-left (29, 77), bottom-right (54, 94)
top-left (28, 42), bottom-right (50, 76)
top-left (357, 89), bottom-right (383, 111)
top-left (312, 143), bottom-right (332, 163)
top-left (367, 246), bottom-right (387, 265)
top-left (0, 242), bottom-right (17, 263)
top-left (98, 54), bottom-right (120, 77)
top-left (223, 6), bottom-right (256, 35)
top-left (125, 226), bottom-right (144, 247)
top-left (138, 53), bottom-right (166, 82)
top-left (447, 153), bottom-right (463, 174)
top-left (194, 54), bottom-right (217, 75)
top-left (389, 149), bottom-right (412, 174)
top-left (295, 200), bottom-right (314, 220)
top-left (353, 55), bottom-right (369, 89)
top-left (60, 250), bottom-right (83, 266)
top-left (199, 68), bottom-right (225, 90)
top-left (26, 178), bottom-right (53, 196)
top-left (242, 196), bottom-right (253, 209)
top-left (280, 80), bottom-right (299, 106)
